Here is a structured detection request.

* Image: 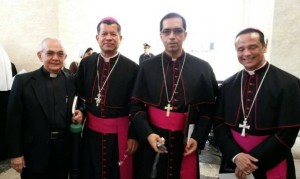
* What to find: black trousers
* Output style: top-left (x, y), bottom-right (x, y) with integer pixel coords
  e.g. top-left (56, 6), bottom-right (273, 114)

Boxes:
top-left (21, 137), bottom-right (70, 179)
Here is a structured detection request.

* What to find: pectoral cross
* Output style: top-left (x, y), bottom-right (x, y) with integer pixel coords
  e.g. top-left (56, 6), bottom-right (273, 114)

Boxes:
top-left (239, 120), bottom-right (250, 137)
top-left (94, 92), bottom-right (101, 107)
top-left (164, 103), bottom-right (173, 117)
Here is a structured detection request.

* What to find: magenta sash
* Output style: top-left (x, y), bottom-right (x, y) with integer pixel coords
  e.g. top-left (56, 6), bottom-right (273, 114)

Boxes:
top-left (148, 105), bottom-right (187, 131)
top-left (148, 106), bottom-right (197, 179)
top-left (86, 112), bottom-right (132, 179)
top-left (231, 129), bottom-right (287, 178)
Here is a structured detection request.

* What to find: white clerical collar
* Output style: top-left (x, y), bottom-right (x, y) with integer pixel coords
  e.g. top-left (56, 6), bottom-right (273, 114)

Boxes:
top-left (42, 67), bottom-right (59, 78)
top-left (245, 61), bottom-right (267, 75)
top-left (49, 73), bottom-right (58, 78)
top-left (101, 52), bottom-right (119, 62)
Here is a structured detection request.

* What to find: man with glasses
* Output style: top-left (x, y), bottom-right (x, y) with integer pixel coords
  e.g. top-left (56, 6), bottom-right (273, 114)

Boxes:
top-left (6, 38), bottom-right (83, 179)
top-left (130, 12), bottom-right (218, 179)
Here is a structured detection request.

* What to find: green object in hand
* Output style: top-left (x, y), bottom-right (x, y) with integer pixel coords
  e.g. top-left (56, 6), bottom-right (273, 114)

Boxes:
top-left (70, 123), bottom-right (82, 133)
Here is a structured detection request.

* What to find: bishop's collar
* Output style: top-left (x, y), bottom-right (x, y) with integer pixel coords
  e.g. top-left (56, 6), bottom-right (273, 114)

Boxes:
top-left (163, 51), bottom-right (185, 63)
top-left (244, 61), bottom-right (268, 75)
top-left (100, 52), bottom-right (119, 62)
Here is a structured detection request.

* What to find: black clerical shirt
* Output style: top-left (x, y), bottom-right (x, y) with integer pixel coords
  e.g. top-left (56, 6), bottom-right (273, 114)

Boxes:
top-left (42, 69), bottom-right (67, 129)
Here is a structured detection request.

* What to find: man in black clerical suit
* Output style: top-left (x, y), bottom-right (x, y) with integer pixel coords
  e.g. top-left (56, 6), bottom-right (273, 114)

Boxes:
top-left (6, 38), bottom-right (83, 179)
top-left (213, 28), bottom-right (300, 179)
top-left (130, 12), bottom-right (218, 179)
top-left (77, 17), bottom-right (139, 179)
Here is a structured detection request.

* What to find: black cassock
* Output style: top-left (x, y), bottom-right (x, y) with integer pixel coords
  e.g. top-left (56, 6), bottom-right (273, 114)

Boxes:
top-left (213, 63), bottom-right (300, 178)
top-left (77, 53), bottom-right (139, 179)
top-left (130, 52), bottom-right (218, 179)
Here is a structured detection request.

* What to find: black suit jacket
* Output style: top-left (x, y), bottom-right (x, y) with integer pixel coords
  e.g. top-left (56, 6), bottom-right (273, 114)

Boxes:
top-left (6, 66), bottom-right (76, 172)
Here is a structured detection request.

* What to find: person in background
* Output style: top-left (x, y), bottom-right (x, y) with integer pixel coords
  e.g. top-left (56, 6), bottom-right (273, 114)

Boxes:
top-left (77, 17), bottom-right (139, 179)
top-left (62, 62), bottom-right (71, 74)
top-left (11, 62), bottom-right (17, 76)
top-left (138, 43), bottom-right (154, 65)
top-left (130, 12), bottom-right (218, 179)
top-left (0, 45), bottom-right (17, 161)
top-left (213, 28), bottom-right (300, 179)
top-left (69, 47), bottom-right (93, 75)
top-left (6, 38), bottom-right (83, 179)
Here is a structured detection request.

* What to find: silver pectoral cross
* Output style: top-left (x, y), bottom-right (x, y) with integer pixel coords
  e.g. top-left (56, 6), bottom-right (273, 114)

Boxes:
top-left (164, 103), bottom-right (173, 117)
top-left (94, 92), bottom-right (101, 107)
top-left (239, 120), bottom-right (250, 137)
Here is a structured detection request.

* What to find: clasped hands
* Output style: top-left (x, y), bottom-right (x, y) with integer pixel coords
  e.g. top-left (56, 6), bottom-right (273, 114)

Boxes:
top-left (234, 152), bottom-right (258, 179)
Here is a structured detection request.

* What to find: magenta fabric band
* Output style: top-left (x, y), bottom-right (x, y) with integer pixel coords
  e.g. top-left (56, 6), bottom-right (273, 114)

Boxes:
top-left (231, 129), bottom-right (287, 178)
top-left (86, 112), bottom-right (132, 179)
top-left (180, 151), bottom-right (197, 179)
top-left (148, 106), bottom-right (197, 178)
top-left (148, 105), bottom-right (187, 131)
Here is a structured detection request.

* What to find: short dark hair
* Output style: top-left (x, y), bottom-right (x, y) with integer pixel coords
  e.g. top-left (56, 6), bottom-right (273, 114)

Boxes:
top-left (159, 12), bottom-right (186, 32)
top-left (84, 47), bottom-right (93, 54)
top-left (236, 28), bottom-right (266, 45)
top-left (96, 19), bottom-right (121, 34)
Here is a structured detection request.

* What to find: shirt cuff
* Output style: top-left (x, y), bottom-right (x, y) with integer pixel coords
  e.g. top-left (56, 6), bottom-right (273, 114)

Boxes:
top-left (232, 153), bottom-right (242, 163)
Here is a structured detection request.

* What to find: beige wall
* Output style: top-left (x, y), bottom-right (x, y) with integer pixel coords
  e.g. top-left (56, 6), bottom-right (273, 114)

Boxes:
top-left (0, 0), bottom-right (299, 79)
top-left (271, 0), bottom-right (300, 78)
top-left (0, 0), bottom-right (60, 72)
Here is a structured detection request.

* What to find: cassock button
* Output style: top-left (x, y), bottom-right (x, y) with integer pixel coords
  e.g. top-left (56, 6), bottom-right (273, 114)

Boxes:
top-left (247, 90), bottom-right (252, 93)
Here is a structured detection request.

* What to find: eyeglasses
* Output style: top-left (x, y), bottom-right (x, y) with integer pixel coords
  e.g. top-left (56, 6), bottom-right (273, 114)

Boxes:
top-left (43, 50), bottom-right (65, 58)
top-left (161, 28), bottom-right (185, 36)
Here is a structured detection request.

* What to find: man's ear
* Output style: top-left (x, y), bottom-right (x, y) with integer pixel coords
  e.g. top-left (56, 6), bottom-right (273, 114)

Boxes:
top-left (37, 51), bottom-right (43, 62)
